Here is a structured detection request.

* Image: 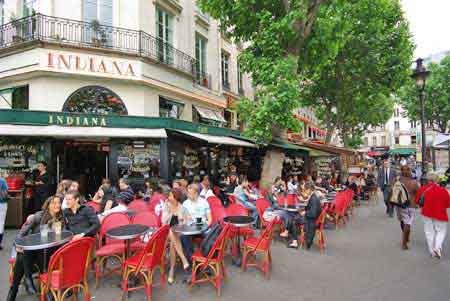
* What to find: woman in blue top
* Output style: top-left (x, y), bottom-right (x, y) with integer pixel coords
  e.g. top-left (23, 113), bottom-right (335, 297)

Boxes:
top-left (233, 175), bottom-right (259, 224)
top-left (0, 173), bottom-right (8, 250)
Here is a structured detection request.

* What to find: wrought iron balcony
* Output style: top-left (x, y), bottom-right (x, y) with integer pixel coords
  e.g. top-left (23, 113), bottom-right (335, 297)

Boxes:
top-left (0, 14), bottom-right (197, 77)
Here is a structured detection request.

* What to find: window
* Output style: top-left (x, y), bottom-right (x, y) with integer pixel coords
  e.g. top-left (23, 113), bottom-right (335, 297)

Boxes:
top-left (394, 121), bottom-right (400, 130)
top-left (0, 86), bottom-right (29, 109)
top-left (395, 136), bottom-right (400, 144)
top-left (381, 136), bottom-right (386, 145)
top-left (411, 135), bottom-right (417, 144)
top-left (0, 0), bottom-right (4, 26)
top-left (221, 51), bottom-right (230, 90)
top-left (195, 33), bottom-right (207, 81)
top-left (156, 7), bottom-right (174, 64)
top-left (63, 86), bottom-right (127, 115)
top-left (224, 110), bottom-right (233, 128)
top-left (22, 0), bottom-right (37, 16)
top-left (237, 63), bottom-right (244, 94)
top-left (364, 137), bottom-right (368, 146)
top-left (394, 108), bottom-right (400, 117)
top-left (159, 97), bottom-right (183, 119)
top-left (410, 120), bottom-right (416, 128)
top-left (83, 0), bottom-right (113, 45)
top-left (372, 136), bottom-right (377, 146)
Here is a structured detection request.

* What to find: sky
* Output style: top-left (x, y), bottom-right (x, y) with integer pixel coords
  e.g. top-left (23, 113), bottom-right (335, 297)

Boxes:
top-left (401, 0), bottom-right (450, 58)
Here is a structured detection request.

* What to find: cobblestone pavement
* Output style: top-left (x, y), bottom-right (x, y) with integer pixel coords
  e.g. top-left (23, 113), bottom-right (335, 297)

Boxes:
top-left (2, 201), bottom-right (450, 301)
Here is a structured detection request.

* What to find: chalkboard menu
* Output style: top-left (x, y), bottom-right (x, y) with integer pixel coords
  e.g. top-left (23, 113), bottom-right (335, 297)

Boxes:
top-left (0, 144), bottom-right (38, 172)
top-left (315, 157), bottom-right (333, 178)
top-left (117, 143), bottom-right (160, 178)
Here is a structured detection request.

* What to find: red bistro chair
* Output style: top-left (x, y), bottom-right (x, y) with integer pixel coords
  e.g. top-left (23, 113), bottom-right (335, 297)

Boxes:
top-left (128, 200), bottom-right (151, 213)
top-left (211, 205), bottom-right (228, 225)
top-left (241, 217), bottom-right (280, 278)
top-left (85, 201), bottom-right (101, 213)
top-left (40, 237), bottom-right (95, 301)
top-left (189, 224), bottom-right (232, 296)
top-left (300, 204), bottom-right (329, 253)
top-left (225, 204), bottom-right (254, 258)
top-left (228, 194), bottom-right (236, 205)
top-left (207, 196), bottom-right (223, 208)
top-left (255, 198), bottom-right (272, 229)
top-left (121, 225), bottom-right (170, 301)
top-left (95, 212), bottom-right (130, 287)
top-left (131, 211), bottom-right (161, 251)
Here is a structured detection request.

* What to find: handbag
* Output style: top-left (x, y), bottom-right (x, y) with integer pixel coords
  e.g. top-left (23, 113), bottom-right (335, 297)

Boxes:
top-left (169, 215), bottom-right (179, 227)
top-left (200, 222), bottom-right (222, 257)
top-left (418, 185), bottom-right (433, 207)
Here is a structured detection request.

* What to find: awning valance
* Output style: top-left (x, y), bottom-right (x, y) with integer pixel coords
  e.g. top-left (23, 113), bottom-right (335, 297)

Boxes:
top-left (174, 130), bottom-right (256, 148)
top-left (0, 125), bottom-right (167, 138)
top-left (388, 148), bottom-right (416, 155)
top-left (194, 106), bottom-right (227, 123)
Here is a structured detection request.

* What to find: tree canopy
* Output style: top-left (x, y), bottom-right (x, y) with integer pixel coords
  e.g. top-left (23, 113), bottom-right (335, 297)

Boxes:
top-left (397, 56), bottom-right (450, 134)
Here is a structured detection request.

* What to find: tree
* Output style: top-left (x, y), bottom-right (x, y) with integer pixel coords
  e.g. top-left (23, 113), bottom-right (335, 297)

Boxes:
top-left (301, 0), bottom-right (414, 147)
top-left (198, 0), bottom-right (331, 143)
top-left (398, 57), bottom-right (450, 134)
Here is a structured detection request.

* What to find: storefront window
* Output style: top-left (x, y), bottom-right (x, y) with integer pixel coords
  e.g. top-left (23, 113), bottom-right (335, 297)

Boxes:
top-left (159, 96), bottom-right (184, 119)
top-left (63, 86), bottom-right (127, 115)
top-left (0, 86), bottom-right (29, 109)
top-left (117, 142), bottom-right (160, 180)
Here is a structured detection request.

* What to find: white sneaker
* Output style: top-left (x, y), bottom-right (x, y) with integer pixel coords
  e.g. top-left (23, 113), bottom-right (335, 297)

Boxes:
top-left (435, 248), bottom-right (442, 259)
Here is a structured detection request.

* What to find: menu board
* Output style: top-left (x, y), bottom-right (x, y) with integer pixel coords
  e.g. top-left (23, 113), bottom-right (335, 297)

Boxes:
top-left (315, 157), bottom-right (333, 178)
top-left (0, 144), bottom-right (37, 172)
top-left (118, 143), bottom-right (160, 177)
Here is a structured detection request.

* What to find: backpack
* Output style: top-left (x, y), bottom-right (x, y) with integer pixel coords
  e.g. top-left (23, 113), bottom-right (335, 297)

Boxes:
top-left (200, 222), bottom-right (222, 257)
top-left (390, 180), bottom-right (409, 208)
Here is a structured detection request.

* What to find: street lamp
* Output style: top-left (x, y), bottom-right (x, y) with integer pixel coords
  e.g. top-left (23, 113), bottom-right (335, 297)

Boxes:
top-left (411, 58), bottom-right (430, 179)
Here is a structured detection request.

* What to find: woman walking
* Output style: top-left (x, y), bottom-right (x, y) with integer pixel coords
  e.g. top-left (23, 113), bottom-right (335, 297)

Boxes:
top-left (415, 173), bottom-right (450, 258)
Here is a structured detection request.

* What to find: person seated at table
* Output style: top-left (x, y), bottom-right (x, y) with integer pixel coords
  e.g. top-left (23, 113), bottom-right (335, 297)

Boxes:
top-left (62, 180), bottom-right (82, 209)
top-left (63, 191), bottom-right (100, 240)
top-left (56, 179), bottom-right (72, 195)
top-left (287, 175), bottom-right (299, 194)
top-left (92, 184), bottom-right (116, 212)
top-left (199, 175), bottom-right (215, 200)
top-left (97, 182), bottom-right (135, 222)
top-left (288, 182), bottom-right (322, 249)
top-left (233, 175), bottom-right (259, 223)
top-left (180, 184), bottom-right (212, 263)
top-left (162, 189), bottom-right (191, 284)
top-left (7, 195), bottom-right (65, 301)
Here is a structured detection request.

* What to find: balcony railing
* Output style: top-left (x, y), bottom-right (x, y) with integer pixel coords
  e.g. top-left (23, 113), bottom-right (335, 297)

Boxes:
top-left (0, 14), bottom-right (197, 77)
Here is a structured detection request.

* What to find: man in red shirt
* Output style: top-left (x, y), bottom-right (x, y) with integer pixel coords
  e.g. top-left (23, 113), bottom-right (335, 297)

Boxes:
top-left (415, 173), bottom-right (450, 259)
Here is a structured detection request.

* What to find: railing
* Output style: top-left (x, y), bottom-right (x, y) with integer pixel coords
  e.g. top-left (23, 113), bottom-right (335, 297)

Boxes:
top-left (194, 70), bottom-right (212, 89)
top-left (0, 14), bottom-right (197, 77)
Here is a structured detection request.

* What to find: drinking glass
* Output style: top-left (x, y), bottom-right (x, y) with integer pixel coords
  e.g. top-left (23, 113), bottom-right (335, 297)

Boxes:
top-left (40, 224), bottom-right (49, 239)
top-left (53, 221), bottom-right (62, 236)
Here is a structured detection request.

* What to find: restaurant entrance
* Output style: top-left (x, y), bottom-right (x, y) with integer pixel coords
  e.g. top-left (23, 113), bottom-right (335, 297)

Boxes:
top-left (55, 141), bottom-right (109, 198)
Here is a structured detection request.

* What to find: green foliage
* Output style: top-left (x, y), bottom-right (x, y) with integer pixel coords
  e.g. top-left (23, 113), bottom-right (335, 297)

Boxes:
top-left (397, 56), bottom-right (450, 133)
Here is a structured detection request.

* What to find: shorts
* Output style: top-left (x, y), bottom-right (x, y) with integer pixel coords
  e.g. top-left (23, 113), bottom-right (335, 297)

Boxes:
top-left (396, 206), bottom-right (415, 225)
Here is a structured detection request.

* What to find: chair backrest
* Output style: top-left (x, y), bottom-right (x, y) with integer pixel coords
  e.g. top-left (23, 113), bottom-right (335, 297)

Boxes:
top-left (255, 198), bottom-right (271, 224)
top-left (99, 212), bottom-right (130, 246)
top-left (46, 237), bottom-right (95, 289)
top-left (212, 186), bottom-right (221, 197)
top-left (131, 211), bottom-right (161, 228)
top-left (286, 194), bottom-right (297, 206)
top-left (134, 225), bottom-right (170, 272)
top-left (211, 205), bottom-right (228, 224)
top-left (128, 200), bottom-right (150, 213)
top-left (148, 193), bottom-right (166, 213)
top-left (207, 196), bottom-right (223, 208)
top-left (85, 201), bottom-right (101, 213)
top-left (228, 194), bottom-right (237, 204)
top-left (252, 217), bottom-right (279, 251)
top-left (316, 204), bottom-right (329, 229)
top-left (226, 203), bottom-right (248, 216)
top-left (200, 224), bottom-right (231, 270)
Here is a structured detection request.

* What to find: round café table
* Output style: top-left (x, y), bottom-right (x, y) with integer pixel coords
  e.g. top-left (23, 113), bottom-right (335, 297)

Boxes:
top-left (223, 216), bottom-right (255, 266)
top-left (15, 230), bottom-right (73, 272)
top-left (172, 223), bottom-right (209, 236)
top-left (106, 224), bottom-right (150, 258)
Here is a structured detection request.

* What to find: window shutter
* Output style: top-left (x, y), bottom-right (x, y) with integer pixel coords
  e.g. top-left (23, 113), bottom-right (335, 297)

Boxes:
top-left (83, 0), bottom-right (98, 22)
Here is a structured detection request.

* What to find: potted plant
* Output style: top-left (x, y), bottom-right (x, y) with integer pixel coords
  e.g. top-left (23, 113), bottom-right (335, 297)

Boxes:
top-left (90, 19), bottom-right (107, 47)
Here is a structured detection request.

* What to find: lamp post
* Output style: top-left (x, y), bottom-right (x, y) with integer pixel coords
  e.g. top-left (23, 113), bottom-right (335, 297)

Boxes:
top-left (411, 58), bottom-right (430, 180)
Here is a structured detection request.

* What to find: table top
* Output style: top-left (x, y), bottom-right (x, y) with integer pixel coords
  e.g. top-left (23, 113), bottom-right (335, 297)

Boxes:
top-left (172, 223), bottom-right (209, 235)
top-left (15, 230), bottom-right (73, 251)
top-left (224, 216), bottom-right (255, 227)
top-left (106, 224), bottom-right (150, 240)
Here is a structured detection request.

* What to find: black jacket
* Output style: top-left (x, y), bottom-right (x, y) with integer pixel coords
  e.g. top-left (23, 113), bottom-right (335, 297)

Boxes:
top-left (63, 205), bottom-right (100, 237)
top-left (305, 193), bottom-right (322, 220)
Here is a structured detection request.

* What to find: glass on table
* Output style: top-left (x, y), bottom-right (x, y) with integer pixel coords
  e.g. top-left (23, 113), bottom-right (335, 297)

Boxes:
top-left (53, 221), bottom-right (62, 236)
top-left (40, 224), bottom-right (49, 239)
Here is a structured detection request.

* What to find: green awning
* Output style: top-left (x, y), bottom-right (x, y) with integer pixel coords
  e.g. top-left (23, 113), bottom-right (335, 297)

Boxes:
top-left (270, 139), bottom-right (309, 152)
top-left (388, 148), bottom-right (416, 155)
top-left (308, 149), bottom-right (334, 157)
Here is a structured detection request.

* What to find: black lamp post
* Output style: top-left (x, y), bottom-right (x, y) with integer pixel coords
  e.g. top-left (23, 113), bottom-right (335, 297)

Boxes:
top-left (411, 58), bottom-right (430, 179)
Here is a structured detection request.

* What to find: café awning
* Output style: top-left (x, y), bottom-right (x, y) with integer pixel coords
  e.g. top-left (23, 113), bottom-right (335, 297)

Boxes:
top-left (193, 106), bottom-right (227, 123)
top-left (174, 130), bottom-right (257, 148)
top-left (388, 148), bottom-right (415, 155)
top-left (0, 124), bottom-right (167, 138)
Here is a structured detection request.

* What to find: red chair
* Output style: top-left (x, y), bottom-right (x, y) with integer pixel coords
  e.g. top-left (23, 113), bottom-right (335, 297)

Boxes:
top-left (212, 186), bottom-right (221, 197)
top-left (121, 225), bottom-right (170, 301)
top-left (241, 218), bottom-right (280, 278)
top-left (300, 204), bottom-right (329, 253)
top-left (95, 212), bottom-right (130, 287)
top-left (255, 198), bottom-right (271, 228)
top-left (207, 196), bottom-right (223, 208)
top-left (40, 237), bottom-right (95, 301)
top-left (189, 224), bottom-right (231, 296)
top-left (228, 194), bottom-right (236, 205)
top-left (225, 204), bottom-right (254, 256)
top-left (148, 193), bottom-right (165, 213)
top-left (131, 211), bottom-right (161, 250)
top-left (211, 205), bottom-right (228, 224)
top-left (277, 194), bottom-right (296, 207)
top-left (85, 201), bottom-right (101, 213)
top-left (128, 200), bottom-right (150, 213)
top-left (329, 192), bottom-right (348, 229)
top-left (8, 258), bottom-right (15, 285)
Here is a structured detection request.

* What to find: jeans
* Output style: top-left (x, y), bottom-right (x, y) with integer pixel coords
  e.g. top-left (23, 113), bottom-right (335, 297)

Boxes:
top-left (180, 235), bottom-right (194, 264)
top-left (10, 250), bottom-right (43, 293)
top-left (239, 200), bottom-right (259, 225)
top-left (423, 216), bottom-right (448, 255)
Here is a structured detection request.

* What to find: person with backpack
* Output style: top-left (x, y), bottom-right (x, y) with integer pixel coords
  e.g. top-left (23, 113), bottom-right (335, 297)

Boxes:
top-left (390, 166), bottom-right (419, 250)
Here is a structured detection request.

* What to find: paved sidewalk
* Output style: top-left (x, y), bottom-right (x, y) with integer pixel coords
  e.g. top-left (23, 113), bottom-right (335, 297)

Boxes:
top-left (2, 202), bottom-right (450, 301)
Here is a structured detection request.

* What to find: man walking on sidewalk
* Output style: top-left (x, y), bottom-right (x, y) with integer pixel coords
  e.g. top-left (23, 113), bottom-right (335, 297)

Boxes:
top-left (377, 159), bottom-right (397, 217)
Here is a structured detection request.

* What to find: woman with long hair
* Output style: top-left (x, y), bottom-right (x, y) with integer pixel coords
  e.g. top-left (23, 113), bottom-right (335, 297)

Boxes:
top-left (7, 195), bottom-right (65, 301)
